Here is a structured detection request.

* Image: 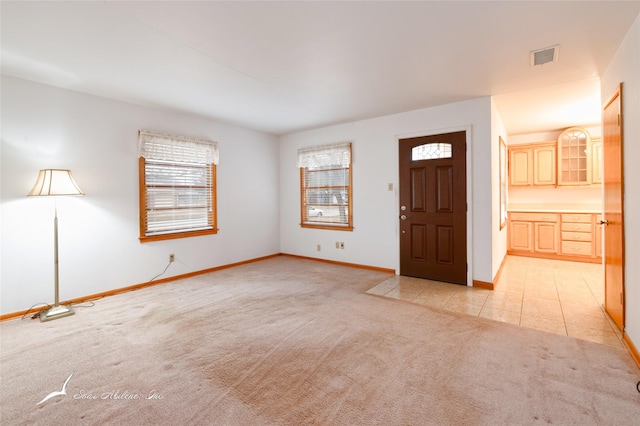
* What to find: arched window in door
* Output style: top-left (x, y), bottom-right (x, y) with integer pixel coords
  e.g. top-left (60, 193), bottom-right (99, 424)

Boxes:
top-left (411, 142), bottom-right (452, 161)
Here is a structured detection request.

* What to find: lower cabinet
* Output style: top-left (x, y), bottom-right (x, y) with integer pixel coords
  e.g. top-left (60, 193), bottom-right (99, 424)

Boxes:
top-left (508, 212), bottom-right (559, 255)
top-left (560, 213), bottom-right (593, 256)
top-left (508, 211), bottom-right (601, 263)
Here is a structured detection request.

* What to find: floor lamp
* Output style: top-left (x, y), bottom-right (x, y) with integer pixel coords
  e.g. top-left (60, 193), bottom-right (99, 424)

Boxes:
top-left (27, 169), bottom-right (84, 322)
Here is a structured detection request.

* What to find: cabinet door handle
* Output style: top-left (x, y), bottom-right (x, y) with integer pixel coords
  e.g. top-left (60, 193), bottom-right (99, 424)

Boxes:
top-left (600, 220), bottom-right (609, 226)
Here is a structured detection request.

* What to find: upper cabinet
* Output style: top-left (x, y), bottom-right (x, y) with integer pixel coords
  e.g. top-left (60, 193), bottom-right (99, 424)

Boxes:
top-left (509, 142), bottom-right (556, 187)
top-left (508, 127), bottom-right (602, 188)
top-left (557, 127), bottom-right (591, 186)
top-left (533, 143), bottom-right (557, 185)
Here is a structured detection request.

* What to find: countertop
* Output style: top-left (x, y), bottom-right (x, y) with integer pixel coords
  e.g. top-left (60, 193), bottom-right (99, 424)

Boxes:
top-left (507, 204), bottom-right (602, 214)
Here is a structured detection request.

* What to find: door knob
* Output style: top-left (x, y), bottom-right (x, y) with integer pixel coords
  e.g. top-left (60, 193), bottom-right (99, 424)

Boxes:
top-left (400, 215), bottom-right (407, 220)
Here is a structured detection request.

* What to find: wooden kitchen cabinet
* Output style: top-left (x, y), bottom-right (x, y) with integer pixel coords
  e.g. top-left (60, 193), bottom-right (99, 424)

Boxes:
top-left (533, 144), bottom-right (557, 185)
top-left (535, 222), bottom-right (558, 253)
top-left (561, 213), bottom-right (593, 256)
top-left (508, 211), bottom-right (602, 263)
top-left (509, 220), bottom-right (533, 252)
top-left (509, 147), bottom-right (533, 186)
top-left (508, 212), bottom-right (558, 255)
top-left (557, 127), bottom-right (591, 186)
top-left (509, 142), bottom-right (556, 187)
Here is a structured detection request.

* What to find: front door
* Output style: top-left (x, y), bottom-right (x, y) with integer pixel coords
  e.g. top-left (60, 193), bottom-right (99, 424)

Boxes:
top-left (399, 131), bottom-right (467, 285)
top-left (603, 84), bottom-right (625, 331)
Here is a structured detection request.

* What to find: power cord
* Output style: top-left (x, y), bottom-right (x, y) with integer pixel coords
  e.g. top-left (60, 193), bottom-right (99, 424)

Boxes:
top-left (149, 258), bottom-right (173, 282)
top-left (22, 300), bottom-right (96, 320)
top-left (22, 303), bottom-right (51, 320)
top-left (21, 259), bottom-right (174, 319)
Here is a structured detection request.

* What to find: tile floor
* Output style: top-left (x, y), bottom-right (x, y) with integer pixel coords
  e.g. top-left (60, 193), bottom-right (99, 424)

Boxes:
top-left (367, 255), bottom-right (624, 349)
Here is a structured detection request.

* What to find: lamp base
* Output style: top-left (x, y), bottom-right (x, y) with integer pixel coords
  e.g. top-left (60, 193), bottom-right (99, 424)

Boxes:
top-left (40, 304), bottom-right (75, 322)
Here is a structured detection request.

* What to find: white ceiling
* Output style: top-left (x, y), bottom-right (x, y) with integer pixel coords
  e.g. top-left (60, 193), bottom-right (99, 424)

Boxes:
top-left (2, 1), bottom-right (639, 136)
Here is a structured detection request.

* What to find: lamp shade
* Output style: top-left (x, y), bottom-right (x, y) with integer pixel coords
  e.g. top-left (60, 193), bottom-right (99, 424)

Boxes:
top-left (27, 169), bottom-right (84, 196)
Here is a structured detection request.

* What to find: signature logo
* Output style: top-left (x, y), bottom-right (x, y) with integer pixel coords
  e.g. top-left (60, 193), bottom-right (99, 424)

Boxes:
top-left (37, 370), bottom-right (74, 405)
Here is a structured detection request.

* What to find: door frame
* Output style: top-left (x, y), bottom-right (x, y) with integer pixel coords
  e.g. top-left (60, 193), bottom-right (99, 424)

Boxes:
top-left (395, 125), bottom-right (473, 286)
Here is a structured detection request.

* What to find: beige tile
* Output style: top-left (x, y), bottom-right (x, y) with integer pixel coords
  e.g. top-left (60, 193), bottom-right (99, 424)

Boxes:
top-left (443, 299), bottom-right (483, 316)
top-left (523, 285), bottom-right (558, 301)
top-left (562, 310), bottom-right (615, 332)
top-left (557, 291), bottom-right (600, 307)
top-left (367, 256), bottom-right (616, 347)
top-left (522, 297), bottom-right (563, 320)
top-left (487, 290), bottom-right (523, 302)
top-left (520, 313), bottom-right (567, 336)
top-left (483, 296), bottom-right (522, 314)
top-left (366, 278), bottom-right (399, 295)
top-left (396, 279), bottom-right (433, 291)
top-left (495, 280), bottom-right (525, 293)
top-left (449, 289), bottom-right (489, 306)
top-left (479, 307), bottom-right (521, 325)
top-left (411, 293), bottom-right (450, 309)
top-left (420, 285), bottom-right (457, 297)
top-left (384, 286), bottom-right (424, 300)
top-left (565, 323), bottom-right (623, 348)
top-left (560, 301), bottom-right (606, 320)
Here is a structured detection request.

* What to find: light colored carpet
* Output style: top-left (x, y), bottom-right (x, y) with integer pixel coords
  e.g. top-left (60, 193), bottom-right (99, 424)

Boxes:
top-left (1, 256), bottom-right (639, 425)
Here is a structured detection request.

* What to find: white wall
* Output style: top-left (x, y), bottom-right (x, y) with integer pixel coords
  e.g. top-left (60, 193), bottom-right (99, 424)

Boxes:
top-left (279, 97), bottom-right (496, 285)
top-left (601, 14), bottom-right (640, 349)
top-left (0, 76), bottom-right (280, 315)
top-left (490, 99), bottom-right (509, 279)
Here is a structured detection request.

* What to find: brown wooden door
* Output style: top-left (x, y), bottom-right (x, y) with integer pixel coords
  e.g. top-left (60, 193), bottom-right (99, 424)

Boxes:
top-left (603, 84), bottom-right (625, 331)
top-left (399, 131), bottom-right (467, 284)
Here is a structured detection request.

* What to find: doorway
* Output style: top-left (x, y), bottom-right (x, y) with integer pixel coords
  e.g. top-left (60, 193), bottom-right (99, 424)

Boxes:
top-left (398, 131), bottom-right (467, 285)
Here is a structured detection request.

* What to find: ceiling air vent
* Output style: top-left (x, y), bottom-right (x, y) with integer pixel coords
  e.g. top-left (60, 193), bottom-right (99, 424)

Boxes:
top-left (530, 45), bottom-right (559, 66)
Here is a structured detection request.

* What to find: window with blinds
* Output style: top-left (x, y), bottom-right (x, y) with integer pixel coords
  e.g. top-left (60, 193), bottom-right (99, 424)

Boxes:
top-left (298, 142), bottom-right (353, 230)
top-left (138, 130), bottom-right (218, 242)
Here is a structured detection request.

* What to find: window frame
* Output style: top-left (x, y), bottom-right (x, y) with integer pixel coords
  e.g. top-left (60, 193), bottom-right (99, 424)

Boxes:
top-left (298, 142), bottom-right (353, 231)
top-left (138, 131), bottom-right (218, 242)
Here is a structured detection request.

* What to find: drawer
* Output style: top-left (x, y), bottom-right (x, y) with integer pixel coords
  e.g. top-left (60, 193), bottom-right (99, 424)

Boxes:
top-left (561, 213), bottom-right (592, 223)
top-left (561, 241), bottom-right (592, 256)
top-left (562, 231), bottom-right (592, 242)
top-left (510, 212), bottom-right (558, 222)
top-left (561, 222), bottom-right (592, 232)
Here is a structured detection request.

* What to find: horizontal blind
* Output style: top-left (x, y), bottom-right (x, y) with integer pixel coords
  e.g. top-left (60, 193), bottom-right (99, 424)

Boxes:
top-left (138, 130), bottom-right (219, 165)
top-left (297, 142), bottom-right (351, 169)
top-left (298, 142), bottom-right (352, 228)
top-left (139, 130), bottom-right (217, 237)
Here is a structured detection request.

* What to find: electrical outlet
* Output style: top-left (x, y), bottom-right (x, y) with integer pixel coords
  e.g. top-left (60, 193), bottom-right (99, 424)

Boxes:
top-left (335, 241), bottom-right (340, 249)
top-left (169, 254), bottom-right (175, 263)
top-left (340, 242), bottom-right (345, 249)
top-left (316, 244), bottom-right (321, 252)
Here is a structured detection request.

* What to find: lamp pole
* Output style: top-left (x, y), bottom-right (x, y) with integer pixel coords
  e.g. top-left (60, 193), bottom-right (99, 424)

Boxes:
top-left (27, 169), bottom-right (84, 322)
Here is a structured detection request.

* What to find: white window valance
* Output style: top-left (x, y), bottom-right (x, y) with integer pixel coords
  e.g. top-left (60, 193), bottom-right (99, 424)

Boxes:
top-left (297, 142), bottom-right (351, 169)
top-left (138, 130), bottom-right (219, 165)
